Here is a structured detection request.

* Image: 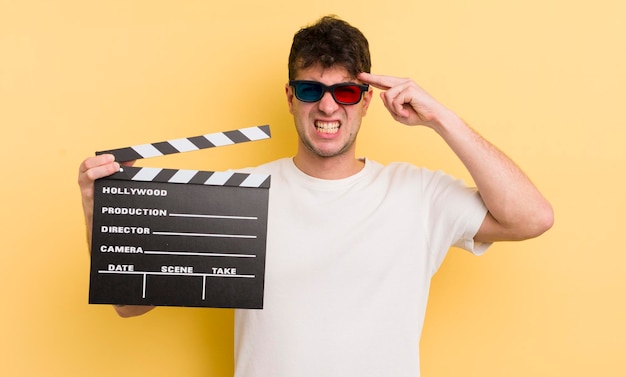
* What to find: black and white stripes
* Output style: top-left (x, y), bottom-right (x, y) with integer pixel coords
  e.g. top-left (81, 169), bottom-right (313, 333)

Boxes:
top-left (107, 166), bottom-right (270, 188)
top-left (97, 125), bottom-right (271, 163)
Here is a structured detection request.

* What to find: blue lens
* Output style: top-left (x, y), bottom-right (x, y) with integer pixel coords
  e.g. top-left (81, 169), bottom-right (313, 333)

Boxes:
top-left (297, 82), bottom-right (324, 101)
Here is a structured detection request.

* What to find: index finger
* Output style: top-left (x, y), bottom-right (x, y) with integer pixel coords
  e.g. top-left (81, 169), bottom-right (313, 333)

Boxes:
top-left (357, 72), bottom-right (406, 90)
top-left (79, 154), bottom-right (116, 174)
top-left (78, 154), bottom-right (121, 184)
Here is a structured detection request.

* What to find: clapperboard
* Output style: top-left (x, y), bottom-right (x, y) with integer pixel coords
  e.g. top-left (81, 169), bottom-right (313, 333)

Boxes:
top-left (89, 125), bottom-right (271, 309)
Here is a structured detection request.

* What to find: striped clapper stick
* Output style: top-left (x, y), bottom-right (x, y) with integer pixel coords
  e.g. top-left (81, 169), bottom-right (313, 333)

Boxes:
top-left (96, 124), bottom-right (271, 162)
top-left (89, 125), bottom-right (271, 309)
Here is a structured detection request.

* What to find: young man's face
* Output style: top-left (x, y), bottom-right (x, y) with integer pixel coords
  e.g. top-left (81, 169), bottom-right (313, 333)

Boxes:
top-left (286, 65), bottom-right (372, 160)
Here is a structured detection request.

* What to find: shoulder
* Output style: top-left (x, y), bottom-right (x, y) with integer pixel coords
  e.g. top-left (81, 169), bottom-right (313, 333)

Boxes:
top-left (371, 160), bottom-right (440, 185)
top-left (237, 158), bottom-right (291, 174)
top-left (368, 160), bottom-right (477, 203)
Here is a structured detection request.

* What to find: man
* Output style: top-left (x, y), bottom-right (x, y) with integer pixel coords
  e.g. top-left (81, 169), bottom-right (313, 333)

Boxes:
top-left (78, 15), bottom-right (553, 377)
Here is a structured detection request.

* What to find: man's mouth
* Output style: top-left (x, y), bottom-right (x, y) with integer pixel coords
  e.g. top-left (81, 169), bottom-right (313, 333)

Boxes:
top-left (315, 121), bottom-right (340, 134)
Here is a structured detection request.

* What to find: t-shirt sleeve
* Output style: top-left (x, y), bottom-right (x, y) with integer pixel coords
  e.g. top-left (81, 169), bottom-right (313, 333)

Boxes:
top-left (421, 169), bottom-right (491, 273)
top-left (450, 189), bottom-right (491, 256)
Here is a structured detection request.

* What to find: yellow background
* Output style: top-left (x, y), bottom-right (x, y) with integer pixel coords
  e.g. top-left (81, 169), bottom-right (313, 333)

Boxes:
top-left (1, 0), bottom-right (624, 376)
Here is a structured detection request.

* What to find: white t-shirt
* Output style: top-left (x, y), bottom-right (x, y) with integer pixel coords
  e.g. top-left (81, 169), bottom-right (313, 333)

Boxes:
top-left (234, 158), bottom-right (489, 377)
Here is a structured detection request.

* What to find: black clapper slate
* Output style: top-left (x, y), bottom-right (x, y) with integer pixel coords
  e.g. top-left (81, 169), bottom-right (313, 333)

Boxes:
top-left (88, 125), bottom-right (271, 309)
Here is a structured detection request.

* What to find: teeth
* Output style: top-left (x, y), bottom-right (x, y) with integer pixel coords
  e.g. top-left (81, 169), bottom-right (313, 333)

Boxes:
top-left (315, 121), bottom-right (340, 134)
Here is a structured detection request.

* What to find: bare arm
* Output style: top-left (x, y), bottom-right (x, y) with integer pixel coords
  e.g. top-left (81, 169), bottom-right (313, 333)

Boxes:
top-left (425, 110), bottom-right (553, 242)
top-left (112, 304), bottom-right (155, 317)
top-left (358, 72), bottom-right (554, 242)
top-left (78, 154), bottom-right (155, 317)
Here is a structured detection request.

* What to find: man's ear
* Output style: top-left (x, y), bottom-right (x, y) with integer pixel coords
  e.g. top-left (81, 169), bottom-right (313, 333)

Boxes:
top-left (360, 88), bottom-right (373, 116)
top-left (285, 83), bottom-right (295, 114)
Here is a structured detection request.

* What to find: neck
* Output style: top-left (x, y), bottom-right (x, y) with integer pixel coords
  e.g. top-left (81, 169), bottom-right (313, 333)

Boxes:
top-left (293, 150), bottom-right (364, 180)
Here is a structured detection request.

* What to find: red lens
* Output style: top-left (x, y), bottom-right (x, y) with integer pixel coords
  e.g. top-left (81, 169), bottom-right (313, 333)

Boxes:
top-left (333, 85), bottom-right (361, 104)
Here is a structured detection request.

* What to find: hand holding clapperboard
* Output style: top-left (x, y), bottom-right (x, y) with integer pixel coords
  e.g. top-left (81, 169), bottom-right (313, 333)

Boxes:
top-left (89, 125), bottom-right (271, 309)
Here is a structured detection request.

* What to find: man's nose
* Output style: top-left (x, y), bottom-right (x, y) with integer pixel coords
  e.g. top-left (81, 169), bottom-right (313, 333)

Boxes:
top-left (317, 91), bottom-right (339, 114)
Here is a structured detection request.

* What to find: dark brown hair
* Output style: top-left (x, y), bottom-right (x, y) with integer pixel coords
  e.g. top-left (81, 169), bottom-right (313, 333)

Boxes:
top-left (288, 15), bottom-right (371, 80)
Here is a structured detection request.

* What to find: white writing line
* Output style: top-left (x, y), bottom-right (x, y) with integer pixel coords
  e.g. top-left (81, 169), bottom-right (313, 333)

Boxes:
top-left (98, 270), bottom-right (255, 278)
top-left (142, 274), bottom-right (147, 298)
top-left (202, 276), bottom-right (206, 300)
top-left (144, 250), bottom-right (256, 258)
top-left (169, 213), bottom-right (258, 220)
top-left (152, 231), bottom-right (256, 239)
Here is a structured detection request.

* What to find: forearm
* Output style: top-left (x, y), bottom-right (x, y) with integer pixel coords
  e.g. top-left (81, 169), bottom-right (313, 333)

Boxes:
top-left (431, 110), bottom-right (553, 240)
top-left (114, 305), bottom-right (155, 318)
top-left (82, 201), bottom-right (94, 249)
top-left (357, 72), bottom-right (553, 240)
top-left (79, 154), bottom-right (120, 251)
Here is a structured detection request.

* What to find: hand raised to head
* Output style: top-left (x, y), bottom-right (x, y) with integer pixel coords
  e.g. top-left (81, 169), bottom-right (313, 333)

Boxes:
top-left (357, 72), bottom-right (450, 128)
